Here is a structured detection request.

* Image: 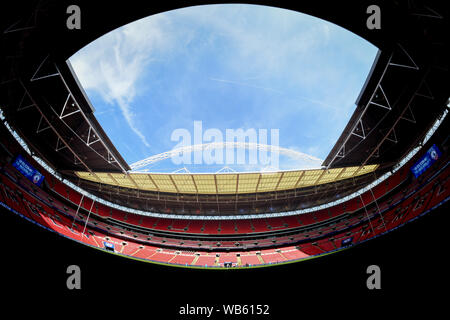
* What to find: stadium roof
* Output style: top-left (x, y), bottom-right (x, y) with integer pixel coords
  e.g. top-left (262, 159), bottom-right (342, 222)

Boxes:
top-left (75, 164), bottom-right (378, 195)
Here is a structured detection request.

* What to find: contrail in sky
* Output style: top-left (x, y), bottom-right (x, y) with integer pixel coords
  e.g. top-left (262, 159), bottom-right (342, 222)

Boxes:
top-left (209, 77), bottom-right (283, 94)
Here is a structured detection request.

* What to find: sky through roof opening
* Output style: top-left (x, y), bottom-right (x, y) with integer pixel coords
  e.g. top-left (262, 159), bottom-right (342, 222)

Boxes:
top-left (69, 4), bottom-right (378, 173)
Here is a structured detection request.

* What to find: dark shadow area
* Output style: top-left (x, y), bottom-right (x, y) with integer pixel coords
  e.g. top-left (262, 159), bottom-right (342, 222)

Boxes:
top-left (0, 200), bottom-right (447, 317)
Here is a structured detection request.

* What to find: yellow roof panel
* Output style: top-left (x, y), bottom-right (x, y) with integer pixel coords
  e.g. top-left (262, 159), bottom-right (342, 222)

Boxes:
top-left (257, 173), bottom-right (282, 192)
top-left (216, 174), bottom-right (238, 193)
top-left (75, 164), bottom-right (378, 195)
top-left (170, 175), bottom-right (196, 193)
top-left (237, 173), bottom-right (260, 193)
top-left (149, 174), bottom-right (177, 192)
top-left (276, 178), bottom-right (298, 190)
top-left (109, 173), bottom-right (136, 188)
top-left (192, 175), bottom-right (216, 193)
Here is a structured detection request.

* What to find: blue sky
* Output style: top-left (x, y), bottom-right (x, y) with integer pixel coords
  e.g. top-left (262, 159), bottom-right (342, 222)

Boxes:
top-left (69, 4), bottom-right (378, 172)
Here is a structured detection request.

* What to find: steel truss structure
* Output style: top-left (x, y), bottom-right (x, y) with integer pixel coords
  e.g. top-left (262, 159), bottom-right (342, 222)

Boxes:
top-left (129, 142), bottom-right (324, 172)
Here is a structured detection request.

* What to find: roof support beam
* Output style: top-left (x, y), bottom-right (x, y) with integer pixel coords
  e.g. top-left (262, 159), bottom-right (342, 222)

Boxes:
top-left (255, 174), bottom-right (262, 193)
top-left (30, 55), bottom-right (60, 81)
top-left (361, 70), bottom-right (429, 166)
top-left (352, 166), bottom-right (364, 177)
top-left (169, 175), bottom-right (180, 193)
top-left (55, 64), bottom-right (128, 173)
top-left (400, 105), bottom-right (416, 123)
top-left (325, 53), bottom-right (393, 168)
top-left (414, 80), bottom-right (434, 100)
top-left (294, 171), bottom-right (306, 189)
top-left (327, 43), bottom-right (424, 168)
top-left (55, 137), bottom-right (67, 152)
top-left (191, 175), bottom-right (198, 194)
top-left (36, 115), bottom-right (51, 133)
top-left (17, 91), bottom-right (35, 112)
top-left (213, 175), bottom-right (218, 195)
top-left (388, 44), bottom-right (419, 70)
top-left (20, 80), bottom-right (92, 173)
top-left (86, 126), bottom-right (100, 146)
top-left (410, 5), bottom-right (443, 19)
top-left (313, 169), bottom-right (327, 185)
top-left (334, 167), bottom-right (346, 181)
top-left (369, 85), bottom-right (391, 110)
top-left (386, 128), bottom-right (398, 143)
top-left (351, 119), bottom-right (366, 139)
top-left (107, 173), bottom-right (119, 185)
top-left (127, 174), bottom-right (141, 190)
top-left (4, 19), bottom-right (36, 34)
top-left (147, 175), bottom-right (159, 192)
top-left (274, 172), bottom-right (284, 191)
top-left (59, 94), bottom-right (72, 118)
top-left (49, 103), bottom-right (120, 168)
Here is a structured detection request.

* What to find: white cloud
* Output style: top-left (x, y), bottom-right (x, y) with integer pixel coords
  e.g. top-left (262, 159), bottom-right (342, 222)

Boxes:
top-left (180, 5), bottom-right (331, 79)
top-left (69, 4), bottom-right (377, 168)
top-left (69, 14), bottom-right (173, 148)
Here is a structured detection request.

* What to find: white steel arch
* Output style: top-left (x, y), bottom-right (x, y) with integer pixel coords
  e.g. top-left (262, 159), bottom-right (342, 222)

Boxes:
top-left (129, 142), bottom-right (323, 171)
